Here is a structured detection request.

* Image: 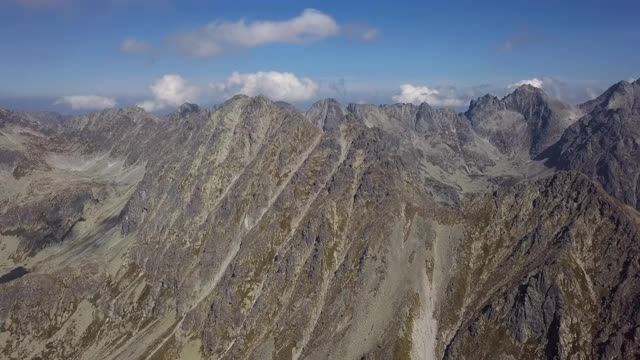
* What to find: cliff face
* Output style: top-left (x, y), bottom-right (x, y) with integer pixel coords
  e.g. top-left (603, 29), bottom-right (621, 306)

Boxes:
top-left (440, 173), bottom-right (640, 359)
top-left (1, 82), bottom-right (639, 360)
top-left (465, 85), bottom-right (582, 158)
top-left (541, 80), bottom-right (640, 209)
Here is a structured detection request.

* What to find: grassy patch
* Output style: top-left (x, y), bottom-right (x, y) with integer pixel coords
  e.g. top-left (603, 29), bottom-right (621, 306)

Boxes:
top-left (393, 292), bottom-right (421, 360)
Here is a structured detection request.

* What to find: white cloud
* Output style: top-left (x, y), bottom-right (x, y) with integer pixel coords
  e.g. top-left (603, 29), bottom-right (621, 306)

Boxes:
top-left (135, 100), bottom-right (162, 112)
top-left (120, 38), bottom-right (152, 54)
top-left (342, 24), bottom-right (381, 42)
top-left (137, 71), bottom-right (318, 111)
top-left (54, 95), bottom-right (117, 110)
top-left (509, 78), bottom-right (544, 89)
top-left (211, 71), bottom-right (319, 102)
top-left (506, 77), bottom-right (605, 103)
top-left (137, 74), bottom-right (200, 111)
top-left (173, 9), bottom-right (340, 58)
top-left (392, 84), bottom-right (465, 107)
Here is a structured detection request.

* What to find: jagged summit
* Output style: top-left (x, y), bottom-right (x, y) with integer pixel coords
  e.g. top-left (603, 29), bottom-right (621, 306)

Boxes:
top-left (509, 83), bottom-right (545, 96)
top-left (502, 84), bottom-right (550, 112)
top-left (216, 94), bottom-right (285, 113)
top-left (65, 105), bottom-right (158, 130)
top-left (306, 98), bottom-right (348, 131)
top-left (100, 105), bottom-right (149, 116)
top-left (175, 102), bottom-right (201, 117)
top-left (464, 83), bottom-right (581, 157)
top-left (216, 93), bottom-right (252, 108)
top-left (580, 78), bottom-right (639, 113)
top-left (310, 97), bottom-right (342, 107)
top-left (465, 94), bottom-right (505, 120)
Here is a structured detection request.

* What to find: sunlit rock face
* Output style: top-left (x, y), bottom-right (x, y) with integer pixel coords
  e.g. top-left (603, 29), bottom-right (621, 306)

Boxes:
top-left (1, 81), bottom-right (639, 359)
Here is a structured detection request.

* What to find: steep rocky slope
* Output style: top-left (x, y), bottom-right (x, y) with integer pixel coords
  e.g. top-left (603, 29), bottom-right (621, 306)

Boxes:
top-left (539, 79), bottom-right (640, 209)
top-left (440, 172), bottom-right (640, 359)
top-left (0, 81), bottom-right (639, 360)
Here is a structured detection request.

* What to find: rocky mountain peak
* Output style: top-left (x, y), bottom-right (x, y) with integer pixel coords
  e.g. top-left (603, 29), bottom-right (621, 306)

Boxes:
top-left (175, 102), bottom-right (201, 117)
top-left (416, 101), bottom-right (434, 114)
top-left (414, 104), bottom-right (461, 133)
top-left (466, 93), bottom-right (502, 111)
top-left (213, 94), bottom-right (290, 121)
top-left (65, 105), bottom-right (157, 131)
top-left (502, 84), bottom-right (581, 156)
top-left (503, 84), bottom-right (548, 112)
top-left (306, 98), bottom-right (348, 131)
top-left (463, 84), bottom-right (582, 157)
top-left (343, 102), bottom-right (429, 132)
top-left (220, 94), bottom-right (251, 107)
top-left (111, 105), bottom-right (149, 116)
top-left (580, 79), bottom-right (639, 113)
top-left (464, 94), bottom-right (507, 126)
top-left (510, 83), bottom-right (544, 96)
top-left (310, 98), bottom-right (342, 108)
top-left (542, 79), bottom-right (640, 209)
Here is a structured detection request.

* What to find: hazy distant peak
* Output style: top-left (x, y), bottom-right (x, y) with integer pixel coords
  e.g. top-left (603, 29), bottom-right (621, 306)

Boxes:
top-left (306, 98), bottom-right (348, 131)
top-left (311, 98), bottom-right (342, 106)
top-left (176, 102), bottom-right (201, 116)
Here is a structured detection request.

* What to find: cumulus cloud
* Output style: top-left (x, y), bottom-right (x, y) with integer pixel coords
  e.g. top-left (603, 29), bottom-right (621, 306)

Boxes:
top-left (507, 77), bottom-right (604, 103)
top-left (137, 74), bottom-right (200, 111)
top-left (173, 9), bottom-right (339, 57)
top-left (392, 84), bottom-right (465, 107)
top-left (136, 71), bottom-right (318, 111)
top-left (171, 9), bottom-right (380, 58)
top-left (211, 71), bottom-right (319, 102)
top-left (509, 78), bottom-right (544, 89)
top-left (54, 95), bottom-right (117, 110)
top-left (120, 37), bottom-right (152, 55)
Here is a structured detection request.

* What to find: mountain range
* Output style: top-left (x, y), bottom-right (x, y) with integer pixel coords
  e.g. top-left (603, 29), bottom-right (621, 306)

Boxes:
top-left (1, 78), bottom-right (639, 360)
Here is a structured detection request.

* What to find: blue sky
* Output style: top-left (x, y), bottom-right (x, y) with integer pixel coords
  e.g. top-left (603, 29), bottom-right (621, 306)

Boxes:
top-left (0, 0), bottom-right (638, 112)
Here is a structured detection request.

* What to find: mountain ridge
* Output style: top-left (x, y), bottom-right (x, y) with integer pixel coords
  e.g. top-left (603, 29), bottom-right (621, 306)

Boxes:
top-left (1, 79), bottom-right (639, 359)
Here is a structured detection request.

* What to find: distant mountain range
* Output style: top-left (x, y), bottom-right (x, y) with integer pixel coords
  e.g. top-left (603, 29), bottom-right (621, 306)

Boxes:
top-left (1, 78), bottom-right (639, 359)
